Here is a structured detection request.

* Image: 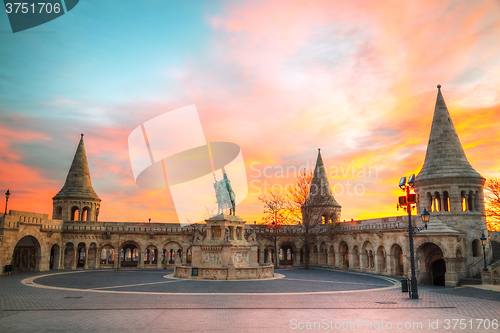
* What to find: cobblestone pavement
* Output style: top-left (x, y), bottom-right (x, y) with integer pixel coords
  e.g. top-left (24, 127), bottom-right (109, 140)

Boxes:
top-left (1, 267), bottom-right (499, 332)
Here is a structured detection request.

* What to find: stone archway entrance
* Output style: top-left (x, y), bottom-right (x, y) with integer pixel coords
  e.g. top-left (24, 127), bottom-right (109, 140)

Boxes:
top-left (417, 242), bottom-right (445, 286)
top-left (391, 244), bottom-right (404, 276)
top-left (121, 243), bottom-right (139, 267)
top-left (12, 235), bottom-right (41, 273)
top-left (280, 243), bottom-right (294, 266)
top-left (432, 259), bottom-right (446, 286)
top-left (50, 244), bottom-right (60, 270)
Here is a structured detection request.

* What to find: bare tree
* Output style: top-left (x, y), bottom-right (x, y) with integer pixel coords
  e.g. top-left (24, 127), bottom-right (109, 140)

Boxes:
top-left (287, 168), bottom-right (340, 269)
top-left (258, 189), bottom-right (294, 268)
top-left (485, 178), bottom-right (500, 231)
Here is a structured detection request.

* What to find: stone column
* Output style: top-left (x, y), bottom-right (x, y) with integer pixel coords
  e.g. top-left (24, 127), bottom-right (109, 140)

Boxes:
top-left (232, 226), bottom-right (237, 240)
top-left (444, 257), bottom-right (458, 287)
top-left (114, 250), bottom-right (120, 270)
top-left (84, 247), bottom-right (89, 269)
top-left (294, 249), bottom-right (300, 266)
top-left (182, 250), bottom-right (187, 265)
top-left (95, 247), bottom-right (101, 269)
top-left (72, 248), bottom-right (78, 270)
top-left (139, 250), bottom-right (144, 268)
top-left (157, 250), bottom-right (163, 269)
top-left (59, 246), bottom-right (66, 270)
top-left (335, 252), bottom-right (341, 269)
top-left (259, 246), bottom-right (265, 264)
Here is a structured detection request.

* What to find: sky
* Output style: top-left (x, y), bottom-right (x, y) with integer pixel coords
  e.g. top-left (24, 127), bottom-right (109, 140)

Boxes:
top-left (1, 0), bottom-right (500, 226)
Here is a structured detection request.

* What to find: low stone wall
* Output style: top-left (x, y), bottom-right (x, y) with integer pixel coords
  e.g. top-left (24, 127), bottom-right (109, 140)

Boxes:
top-left (174, 265), bottom-right (274, 280)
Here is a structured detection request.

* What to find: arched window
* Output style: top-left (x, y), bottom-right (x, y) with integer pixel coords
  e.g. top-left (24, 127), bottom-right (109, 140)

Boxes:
top-left (468, 191), bottom-right (474, 211)
top-left (427, 192), bottom-right (433, 212)
top-left (461, 191), bottom-right (467, 211)
top-left (71, 206), bottom-right (79, 221)
top-left (443, 191), bottom-right (450, 212)
top-left (433, 192), bottom-right (441, 212)
top-left (279, 248), bottom-right (283, 260)
top-left (474, 191), bottom-right (480, 212)
top-left (287, 248), bottom-right (292, 261)
top-left (55, 206), bottom-right (62, 220)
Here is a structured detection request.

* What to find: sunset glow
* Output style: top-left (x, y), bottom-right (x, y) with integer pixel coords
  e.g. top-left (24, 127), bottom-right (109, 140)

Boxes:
top-left (1, 1), bottom-right (500, 227)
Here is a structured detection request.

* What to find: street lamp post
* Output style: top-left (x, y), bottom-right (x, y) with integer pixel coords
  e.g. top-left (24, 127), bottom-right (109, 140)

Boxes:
top-left (4, 189), bottom-right (10, 216)
top-left (480, 233), bottom-right (488, 272)
top-left (397, 175), bottom-right (429, 299)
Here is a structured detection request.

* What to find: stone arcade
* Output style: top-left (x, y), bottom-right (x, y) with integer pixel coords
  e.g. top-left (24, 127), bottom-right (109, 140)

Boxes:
top-left (1, 86), bottom-right (498, 286)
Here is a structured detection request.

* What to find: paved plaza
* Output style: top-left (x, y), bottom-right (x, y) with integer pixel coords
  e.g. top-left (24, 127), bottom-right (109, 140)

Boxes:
top-left (0, 267), bottom-right (499, 332)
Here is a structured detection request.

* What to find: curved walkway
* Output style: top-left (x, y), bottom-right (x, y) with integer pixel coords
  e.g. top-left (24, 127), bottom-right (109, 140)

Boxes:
top-left (21, 267), bottom-right (397, 296)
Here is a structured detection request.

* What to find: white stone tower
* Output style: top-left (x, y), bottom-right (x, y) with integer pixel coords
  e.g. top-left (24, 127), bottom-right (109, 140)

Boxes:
top-left (414, 85), bottom-right (488, 251)
top-left (52, 134), bottom-right (101, 221)
top-left (302, 149), bottom-right (341, 224)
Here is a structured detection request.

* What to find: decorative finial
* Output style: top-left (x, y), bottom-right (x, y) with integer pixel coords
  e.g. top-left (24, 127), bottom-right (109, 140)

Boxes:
top-left (81, 133), bottom-right (84, 137)
top-left (318, 148), bottom-right (321, 152)
top-left (437, 84), bottom-right (441, 89)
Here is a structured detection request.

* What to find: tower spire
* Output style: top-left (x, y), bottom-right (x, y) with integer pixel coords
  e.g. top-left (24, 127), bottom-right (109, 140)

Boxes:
top-left (416, 85), bottom-right (482, 181)
top-left (305, 149), bottom-right (341, 208)
top-left (53, 134), bottom-right (101, 201)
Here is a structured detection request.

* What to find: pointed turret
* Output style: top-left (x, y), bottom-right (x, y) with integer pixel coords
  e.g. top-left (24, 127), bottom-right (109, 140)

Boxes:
top-left (52, 134), bottom-right (101, 221)
top-left (305, 149), bottom-right (340, 207)
top-left (53, 134), bottom-right (100, 200)
top-left (416, 85), bottom-right (482, 181)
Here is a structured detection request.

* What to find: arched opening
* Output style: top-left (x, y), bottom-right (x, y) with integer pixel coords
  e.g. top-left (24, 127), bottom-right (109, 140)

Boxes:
top-left (49, 244), bottom-right (60, 270)
top-left (391, 244), bottom-right (404, 276)
top-left (71, 206), bottom-right (80, 221)
top-left (264, 247), bottom-right (273, 264)
top-left (443, 191), bottom-right (450, 212)
top-left (339, 242), bottom-right (349, 269)
top-left (100, 245), bottom-right (115, 266)
top-left (461, 191), bottom-right (467, 211)
top-left (362, 241), bottom-right (374, 270)
top-left (163, 242), bottom-right (182, 266)
top-left (432, 259), bottom-right (446, 286)
top-left (377, 246), bottom-right (386, 272)
top-left (186, 247), bottom-right (192, 264)
top-left (144, 245), bottom-right (158, 266)
top-left (472, 239), bottom-right (480, 257)
top-left (468, 190), bottom-right (474, 211)
top-left (77, 243), bottom-right (86, 268)
top-left (11, 236), bottom-right (41, 273)
top-left (121, 243), bottom-right (139, 267)
top-left (55, 206), bottom-right (62, 220)
top-left (280, 243), bottom-right (294, 266)
top-left (416, 242), bottom-right (445, 286)
top-left (81, 206), bottom-right (91, 221)
top-left (433, 192), bottom-right (441, 212)
top-left (352, 246), bottom-right (360, 268)
top-left (426, 192), bottom-right (432, 212)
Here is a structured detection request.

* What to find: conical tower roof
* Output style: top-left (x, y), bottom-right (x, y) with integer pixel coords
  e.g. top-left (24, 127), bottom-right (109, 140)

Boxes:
top-left (53, 134), bottom-right (101, 201)
top-left (416, 85), bottom-right (482, 181)
top-left (305, 149), bottom-right (341, 207)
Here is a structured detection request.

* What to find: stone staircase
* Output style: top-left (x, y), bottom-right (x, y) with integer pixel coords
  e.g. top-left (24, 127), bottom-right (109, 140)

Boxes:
top-left (457, 241), bottom-right (500, 286)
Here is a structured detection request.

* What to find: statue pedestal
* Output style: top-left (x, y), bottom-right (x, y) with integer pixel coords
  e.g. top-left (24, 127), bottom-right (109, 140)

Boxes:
top-left (174, 215), bottom-right (274, 280)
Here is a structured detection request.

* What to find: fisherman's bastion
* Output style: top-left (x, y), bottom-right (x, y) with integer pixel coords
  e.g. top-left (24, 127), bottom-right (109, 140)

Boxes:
top-left (1, 86), bottom-right (499, 287)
